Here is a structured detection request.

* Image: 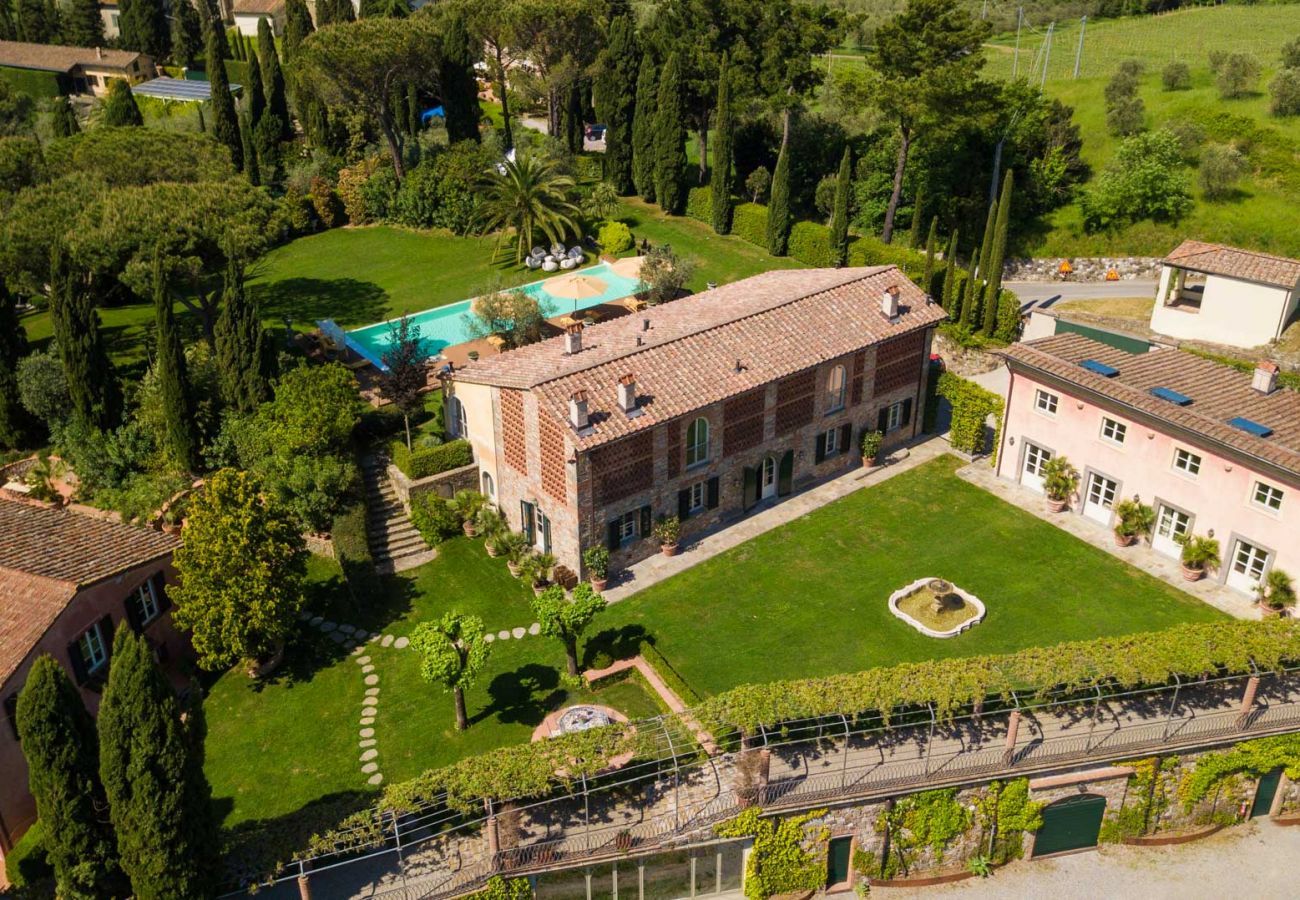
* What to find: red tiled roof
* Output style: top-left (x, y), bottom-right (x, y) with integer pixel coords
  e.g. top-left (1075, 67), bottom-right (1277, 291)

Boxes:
top-left (1001, 334), bottom-right (1300, 476)
top-left (0, 40), bottom-right (144, 74)
top-left (232, 0), bottom-right (285, 15)
top-left (456, 267), bottom-right (946, 450)
top-left (0, 569), bottom-right (77, 687)
top-left (1164, 240), bottom-right (1300, 289)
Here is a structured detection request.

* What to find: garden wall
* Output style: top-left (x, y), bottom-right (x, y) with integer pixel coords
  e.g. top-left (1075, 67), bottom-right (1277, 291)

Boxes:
top-left (387, 461), bottom-right (479, 511)
top-left (1003, 257), bottom-right (1162, 282)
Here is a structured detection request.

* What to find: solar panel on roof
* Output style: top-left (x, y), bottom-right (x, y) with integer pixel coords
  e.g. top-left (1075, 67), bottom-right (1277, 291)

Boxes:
top-left (1150, 386), bottom-right (1193, 406)
top-left (1080, 359), bottom-right (1119, 377)
top-left (130, 76), bottom-right (242, 102)
top-left (1227, 416), bottom-right (1273, 438)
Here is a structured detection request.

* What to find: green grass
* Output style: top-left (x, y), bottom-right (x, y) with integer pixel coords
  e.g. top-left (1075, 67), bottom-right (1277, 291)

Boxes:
top-left (603, 455), bottom-right (1224, 697)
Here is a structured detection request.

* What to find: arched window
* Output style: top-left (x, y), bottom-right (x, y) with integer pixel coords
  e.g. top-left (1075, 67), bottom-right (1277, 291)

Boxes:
top-left (826, 365), bottom-right (846, 412)
top-left (481, 472), bottom-right (495, 499)
top-left (450, 396), bottom-right (468, 437)
top-left (685, 417), bottom-right (710, 467)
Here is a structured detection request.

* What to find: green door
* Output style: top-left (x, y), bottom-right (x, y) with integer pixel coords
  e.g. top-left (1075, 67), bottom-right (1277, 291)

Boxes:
top-left (826, 836), bottom-right (852, 887)
top-left (1251, 768), bottom-right (1283, 818)
top-left (1033, 794), bottom-right (1106, 857)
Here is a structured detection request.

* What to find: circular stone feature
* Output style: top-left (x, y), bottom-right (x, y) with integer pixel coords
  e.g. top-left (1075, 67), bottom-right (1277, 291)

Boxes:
top-left (339, 624), bottom-right (356, 635)
top-left (512, 627), bottom-right (526, 639)
top-left (360, 749), bottom-right (378, 762)
top-left (320, 621), bottom-right (337, 633)
top-left (359, 739), bottom-right (376, 748)
top-left (888, 578), bottom-right (986, 638)
top-left (309, 616), bottom-right (324, 627)
top-left (355, 630), bottom-right (369, 640)
top-left (355, 656), bottom-right (371, 665)
top-left (484, 633), bottom-right (495, 643)
top-left (360, 727), bottom-right (375, 738)
top-left (361, 665), bottom-right (375, 674)
top-left (381, 635), bottom-right (394, 647)
top-left (497, 630), bottom-right (511, 640)
top-left (393, 637), bottom-right (409, 649)
top-left (360, 717), bottom-right (375, 725)
top-left (365, 687), bottom-right (380, 696)
top-left (362, 696), bottom-right (378, 707)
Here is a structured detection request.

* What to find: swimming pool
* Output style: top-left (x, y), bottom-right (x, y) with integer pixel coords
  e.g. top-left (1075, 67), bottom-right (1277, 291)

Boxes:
top-left (339, 262), bottom-right (641, 367)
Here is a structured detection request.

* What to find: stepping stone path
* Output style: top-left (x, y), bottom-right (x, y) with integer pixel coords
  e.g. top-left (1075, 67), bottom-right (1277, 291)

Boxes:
top-left (351, 649), bottom-right (384, 787)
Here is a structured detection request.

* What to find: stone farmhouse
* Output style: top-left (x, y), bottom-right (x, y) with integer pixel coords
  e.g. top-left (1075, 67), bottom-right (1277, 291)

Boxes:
top-left (0, 499), bottom-right (184, 867)
top-left (998, 334), bottom-right (1300, 595)
top-left (449, 267), bottom-right (945, 578)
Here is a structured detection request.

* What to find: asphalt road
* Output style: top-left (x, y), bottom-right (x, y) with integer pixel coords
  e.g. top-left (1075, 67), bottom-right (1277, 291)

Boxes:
top-left (1006, 279), bottom-right (1158, 304)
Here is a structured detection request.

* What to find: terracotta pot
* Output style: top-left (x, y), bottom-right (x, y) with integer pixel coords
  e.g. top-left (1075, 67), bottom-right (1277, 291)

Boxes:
top-left (590, 576), bottom-right (608, 592)
top-left (1114, 531), bottom-right (1136, 547)
top-left (660, 542), bottom-right (679, 557)
top-left (862, 455), bottom-right (877, 469)
top-left (1046, 496), bottom-right (1068, 513)
top-left (1262, 604), bottom-right (1285, 619)
top-left (506, 561), bottom-right (521, 577)
top-left (485, 544), bottom-right (501, 558)
top-left (532, 582), bottom-right (547, 596)
top-left (462, 522), bottom-right (477, 537)
top-left (1181, 564), bottom-right (1204, 582)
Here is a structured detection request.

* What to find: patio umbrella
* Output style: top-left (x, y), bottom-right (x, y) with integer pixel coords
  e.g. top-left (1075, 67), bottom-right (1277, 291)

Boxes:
top-left (608, 256), bottom-right (644, 279)
top-left (545, 273), bottom-right (608, 301)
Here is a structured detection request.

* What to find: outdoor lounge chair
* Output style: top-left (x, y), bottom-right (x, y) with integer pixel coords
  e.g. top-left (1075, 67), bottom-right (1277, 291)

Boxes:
top-left (560, 257), bottom-right (577, 269)
top-left (525, 256), bottom-right (542, 269)
top-left (550, 242), bottom-right (565, 257)
top-left (567, 246), bottom-right (584, 260)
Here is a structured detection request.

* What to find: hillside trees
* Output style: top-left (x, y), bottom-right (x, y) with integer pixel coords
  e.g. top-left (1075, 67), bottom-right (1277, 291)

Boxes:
top-left (49, 249), bottom-right (122, 430)
top-left (653, 52), bottom-right (686, 214)
top-left (594, 8), bottom-right (639, 194)
top-left (0, 282), bottom-right (37, 449)
top-left (631, 55), bottom-right (658, 202)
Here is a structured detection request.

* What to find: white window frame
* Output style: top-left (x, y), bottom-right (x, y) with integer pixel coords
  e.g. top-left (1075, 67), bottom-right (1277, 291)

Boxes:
top-left (688, 481), bottom-right (707, 513)
top-left (1172, 447), bottom-right (1202, 477)
top-left (1034, 389), bottom-right (1059, 417)
top-left (1231, 539), bottom-right (1269, 583)
top-left (79, 623), bottom-right (108, 674)
top-left (456, 398), bottom-right (468, 438)
top-left (1100, 416), bottom-right (1127, 446)
top-left (685, 417), bottom-right (710, 468)
top-left (1252, 481), bottom-right (1284, 513)
top-left (823, 426), bottom-right (840, 455)
top-left (132, 581), bottom-right (161, 627)
top-left (885, 401), bottom-right (905, 432)
top-left (617, 510), bottom-right (639, 543)
top-left (826, 365), bottom-right (846, 413)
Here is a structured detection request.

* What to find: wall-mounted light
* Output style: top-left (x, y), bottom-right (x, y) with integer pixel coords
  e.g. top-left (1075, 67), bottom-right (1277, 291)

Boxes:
top-left (1207, 529), bottom-right (1215, 538)
top-left (1009, 436), bottom-right (1016, 446)
top-left (1224, 464), bottom-right (1233, 472)
top-left (1076, 402), bottom-right (1085, 410)
top-left (1148, 432), bottom-right (1156, 440)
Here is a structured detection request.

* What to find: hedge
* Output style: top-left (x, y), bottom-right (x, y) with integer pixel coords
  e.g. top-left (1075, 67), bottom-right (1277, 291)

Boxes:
top-left (731, 202), bottom-right (768, 248)
top-left (331, 497), bottom-right (374, 603)
top-left (641, 640), bottom-right (703, 706)
top-left (0, 66), bottom-right (65, 98)
top-left (788, 220), bottom-right (835, 267)
top-left (847, 233), bottom-right (927, 275)
top-left (685, 186), bottom-right (713, 224)
top-left (390, 438), bottom-right (472, 480)
top-left (936, 372), bottom-right (1004, 459)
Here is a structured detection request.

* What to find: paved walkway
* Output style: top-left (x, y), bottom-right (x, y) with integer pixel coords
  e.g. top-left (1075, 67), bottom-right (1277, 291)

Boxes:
top-left (958, 461), bottom-right (1256, 619)
top-left (1005, 279), bottom-right (1158, 303)
top-left (602, 438), bottom-right (951, 603)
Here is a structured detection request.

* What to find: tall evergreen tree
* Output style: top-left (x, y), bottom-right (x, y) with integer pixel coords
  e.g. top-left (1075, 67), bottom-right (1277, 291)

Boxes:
top-left (941, 228), bottom-right (958, 312)
top-left (16, 656), bottom-right (125, 898)
top-left (51, 94), bottom-right (79, 136)
top-left (101, 78), bottom-right (143, 126)
top-left (766, 141), bottom-right (791, 256)
top-left (206, 30), bottom-right (243, 170)
top-left (152, 258), bottom-right (198, 471)
top-left (170, 0), bottom-right (203, 69)
top-left (709, 53), bottom-right (734, 235)
top-left (828, 147), bottom-right (851, 266)
top-left (257, 18), bottom-right (290, 140)
top-left (959, 241), bottom-right (980, 328)
top-left (922, 216), bottom-right (938, 296)
top-left (439, 9), bottom-right (480, 144)
top-left (0, 282), bottom-right (37, 449)
top-left (361, 0), bottom-right (407, 17)
top-left (0, 0), bottom-right (15, 41)
top-left (239, 110), bottom-right (260, 185)
top-left (98, 629), bottom-right (218, 900)
top-left (562, 80), bottom-right (583, 154)
top-left (282, 0), bottom-right (314, 62)
top-left (49, 249), bottom-right (121, 429)
top-left (972, 200), bottom-right (996, 326)
top-left (198, 0), bottom-right (228, 63)
top-left (245, 48), bottom-right (265, 128)
top-left (16, 0), bottom-right (55, 44)
top-left (594, 9), bottom-right (638, 195)
top-left (118, 0), bottom-right (168, 60)
top-left (982, 169), bottom-right (1014, 336)
top-left (652, 52), bottom-right (685, 214)
top-left (631, 54), bottom-right (657, 203)
top-left (62, 0), bottom-right (103, 47)
top-left (214, 253), bottom-right (272, 411)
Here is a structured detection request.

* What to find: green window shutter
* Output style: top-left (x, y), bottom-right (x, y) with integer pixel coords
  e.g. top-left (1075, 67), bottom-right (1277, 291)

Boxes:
top-left (838, 423), bottom-right (851, 455)
top-left (541, 514), bottom-right (552, 554)
top-left (607, 520), bottom-right (620, 551)
top-left (66, 637), bottom-right (89, 685)
top-left (678, 488), bottom-right (691, 520)
top-left (742, 466), bottom-right (757, 510)
top-left (706, 476), bottom-right (720, 509)
top-left (814, 432), bottom-right (827, 463)
top-left (639, 505), bottom-right (652, 538)
top-left (151, 571), bottom-right (172, 614)
top-left (777, 450), bottom-right (794, 496)
top-left (99, 615), bottom-right (115, 669)
top-left (124, 588), bottom-right (143, 633)
top-left (901, 398), bottom-right (913, 426)
top-left (877, 406), bottom-right (889, 433)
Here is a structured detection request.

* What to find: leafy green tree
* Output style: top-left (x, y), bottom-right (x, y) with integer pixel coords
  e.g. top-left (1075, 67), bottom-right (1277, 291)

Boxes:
top-left (151, 256), bottom-right (198, 470)
top-left (595, 9), bottom-right (638, 194)
top-left (411, 612), bottom-right (491, 731)
top-left (653, 51), bottom-right (685, 214)
top-left (1161, 60), bottom-right (1191, 91)
top-left (532, 583), bottom-right (606, 676)
top-left (44, 128), bottom-right (233, 186)
top-left (631, 54), bottom-right (657, 202)
top-left (710, 52), bottom-right (734, 234)
top-left (1199, 143), bottom-right (1247, 198)
top-left (210, 257), bottom-right (268, 410)
top-left (50, 94), bottom-right (79, 137)
top-left (1081, 129), bottom-right (1192, 232)
top-left (244, 48), bottom-right (266, 129)
top-left (361, 0), bottom-right (409, 16)
top-left (101, 79), bottom-right (143, 127)
top-left (62, 0), bottom-right (103, 47)
top-left (922, 216), bottom-right (938, 296)
top-left (98, 628), bottom-right (218, 900)
top-left (457, 0), bottom-right (522, 150)
top-left (982, 170), bottom-right (1012, 335)
top-left (463, 286), bottom-right (554, 349)
top-left (16, 346), bottom-right (70, 428)
top-left (766, 141), bottom-right (791, 256)
top-left (439, 8), bottom-right (480, 144)
top-left (170, 0), bottom-right (203, 68)
top-left (16, 656), bottom-right (125, 899)
top-left (0, 281), bottom-right (37, 449)
top-left (15, 0), bottom-right (56, 44)
top-left (118, 0), bottom-right (168, 60)
top-left (49, 249), bottom-right (121, 429)
top-left (1270, 68), bottom-right (1300, 117)
top-left (172, 467), bottom-right (307, 671)
top-left (828, 147), bottom-right (851, 266)
top-left (0, 79), bottom-right (35, 136)
top-left (941, 228), bottom-right (958, 313)
top-left (0, 134), bottom-right (43, 196)
top-left (972, 200), bottom-right (996, 327)
top-left (281, 0), bottom-right (315, 61)
top-left (257, 18), bottom-right (290, 139)
top-left (378, 315), bottom-right (426, 451)
top-left (1213, 51), bottom-right (1261, 100)
top-left (206, 30), bottom-right (243, 171)
top-left (475, 154), bottom-right (581, 263)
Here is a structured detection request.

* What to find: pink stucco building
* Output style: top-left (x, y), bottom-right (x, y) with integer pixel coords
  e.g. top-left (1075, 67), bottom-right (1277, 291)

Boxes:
top-left (996, 335), bottom-right (1300, 596)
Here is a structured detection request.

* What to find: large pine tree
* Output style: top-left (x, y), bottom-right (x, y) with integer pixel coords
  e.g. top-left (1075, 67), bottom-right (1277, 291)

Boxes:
top-left (652, 52), bottom-right (685, 215)
top-left (983, 169), bottom-right (1014, 336)
top-left (206, 30), bottom-right (243, 171)
top-left (152, 259), bottom-right (198, 471)
top-left (631, 54), bottom-right (657, 203)
top-left (828, 147), bottom-right (851, 267)
top-left (16, 656), bottom-right (125, 898)
top-left (595, 10), bottom-right (638, 195)
top-left (98, 629), bottom-right (218, 900)
top-left (439, 9), bottom-right (480, 144)
top-left (257, 18), bottom-right (291, 140)
top-left (766, 141), bottom-right (792, 256)
top-left (118, 0), bottom-right (168, 60)
top-left (49, 249), bottom-right (121, 430)
top-left (213, 254), bottom-right (272, 412)
top-left (62, 0), bottom-right (103, 47)
top-left (0, 282), bottom-right (37, 449)
top-left (170, 0), bottom-right (203, 69)
top-left (709, 53), bottom-right (734, 235)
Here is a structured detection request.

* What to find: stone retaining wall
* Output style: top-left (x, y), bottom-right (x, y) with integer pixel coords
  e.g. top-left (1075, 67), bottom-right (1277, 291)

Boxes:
top-left (387, 461), bottom-right (480, 511)
top-left (1004, 257), bottom-right (1163, 282)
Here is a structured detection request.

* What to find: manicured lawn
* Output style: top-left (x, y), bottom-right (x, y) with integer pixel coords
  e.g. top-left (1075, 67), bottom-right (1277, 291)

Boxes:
top-left (602, 455), bottom-right (1225, 697)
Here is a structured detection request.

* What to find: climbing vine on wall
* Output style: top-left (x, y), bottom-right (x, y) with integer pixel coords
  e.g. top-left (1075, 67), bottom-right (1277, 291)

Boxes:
top-left (1179, 735), bottom-right (1300, 811)
top-left (715, 807), bottom-right (829, 900)
top-left (975, 779), bottom-right (1044, 862)
top-left (466, 876), bottom-right (532, 899)
top-left (870, 788), bottom-right (973, 878)
top-left (1100, 756), bottom-right (1179, 843)
top-left (936, 372), bottom-right (1003, 460)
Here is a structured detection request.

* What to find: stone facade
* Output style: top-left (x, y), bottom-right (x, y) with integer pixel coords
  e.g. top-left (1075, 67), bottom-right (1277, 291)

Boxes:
top-left (387, 461), bottom-right (481, 512)
top-left (1003, 257), bottom-right (1163, 283)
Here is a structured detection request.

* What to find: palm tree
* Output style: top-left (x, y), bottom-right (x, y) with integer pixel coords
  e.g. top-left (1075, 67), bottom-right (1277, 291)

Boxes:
top-left (477, 155), bottom-right (582, 264)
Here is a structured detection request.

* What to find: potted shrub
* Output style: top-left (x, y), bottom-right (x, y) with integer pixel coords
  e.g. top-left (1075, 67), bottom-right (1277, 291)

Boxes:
top-left (584, 545), bottom-right (610, 591)
top-left (1041, 456), bottom-right (1079, 513)
top-left (1177, 533), bottom-right (1220, 582)
top-left (453, 490), bottom-right (486, 537)
top-left (504, 535), bottom-right (529, 576)
top-left (478, 507), bottom-right (506, 555)
top-left (1256, 569), bottom-right (1296, 618)
top-left (860, 430), bottom-right (884, 468)
top-left (653, 515), bottom-right (681, 556)
top-left (532, 552), bottom-right (556, 594)
top-left (1112, 496), bottom-right (1154, 547)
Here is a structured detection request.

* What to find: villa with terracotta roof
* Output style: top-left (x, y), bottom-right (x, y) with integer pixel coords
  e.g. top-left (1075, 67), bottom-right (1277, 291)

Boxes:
top-left (1151, 239), bottom-right (1300, 348)
top-left (0, 40), bottom-right (152, 97)
top-left (0, 499), bottom-right (184, 865)
top-left (448, 267), bottom-right (945, 578)
top-left (997, 334), bottom-right (1300, 595)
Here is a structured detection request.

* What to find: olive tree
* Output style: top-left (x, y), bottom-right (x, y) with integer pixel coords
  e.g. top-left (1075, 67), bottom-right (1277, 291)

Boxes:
top-left (532, 583), bottom-right (606, 676)
top-left (411, 612), bottom-right (491, 731)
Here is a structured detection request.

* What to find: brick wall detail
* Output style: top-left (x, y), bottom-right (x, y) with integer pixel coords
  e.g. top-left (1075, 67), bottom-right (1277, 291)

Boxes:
top-left (500, 389), bottom-right (527, 475)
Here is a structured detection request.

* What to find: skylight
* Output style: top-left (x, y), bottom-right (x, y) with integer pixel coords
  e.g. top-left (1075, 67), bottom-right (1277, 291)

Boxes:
top-left (1150, 386), bottom-right (1193, 406)
top-left (1080, 359), bottom-right (1119, 377)
top-left (1228, 416), bottom-right (1273, 438)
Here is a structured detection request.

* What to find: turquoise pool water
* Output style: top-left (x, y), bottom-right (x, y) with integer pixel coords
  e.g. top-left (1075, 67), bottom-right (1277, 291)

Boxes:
top-left (343, 262), bottom-right (641, 366)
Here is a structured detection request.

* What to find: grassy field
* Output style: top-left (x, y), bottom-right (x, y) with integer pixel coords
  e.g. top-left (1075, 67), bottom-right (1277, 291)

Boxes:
top-left (603, 455), bottom-right (1223, 697)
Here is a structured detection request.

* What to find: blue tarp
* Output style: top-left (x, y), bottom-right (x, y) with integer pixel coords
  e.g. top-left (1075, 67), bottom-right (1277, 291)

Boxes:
top-left (420, 105), bottom-right (446, 124)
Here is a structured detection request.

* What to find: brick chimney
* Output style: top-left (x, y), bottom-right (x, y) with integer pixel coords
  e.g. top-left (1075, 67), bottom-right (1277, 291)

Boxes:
top-left (617, 373), bottom-right (637, 413)
top-left (881, 284), bottom-right (901, 320)
top-left (563, 323), bottom-right (583, 355)
top-left (568, 390), bottom-right (589, 429)
top-left (1252, 360), bottom-right (1279, 395)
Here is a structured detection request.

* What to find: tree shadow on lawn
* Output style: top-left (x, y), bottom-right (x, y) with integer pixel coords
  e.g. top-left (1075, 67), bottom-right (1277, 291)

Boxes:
top-left (302, 566), bottom-right (420, 638)
top-left (582, 625), bottom-right (651, 669)
top-left (250, 277), bottom-right (390, 329)
top-left (473, 663), bottom-right (566, 728)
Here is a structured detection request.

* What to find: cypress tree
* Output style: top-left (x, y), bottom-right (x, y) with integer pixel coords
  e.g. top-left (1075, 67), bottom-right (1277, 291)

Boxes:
top-left (439, 9), bottom-right (480, 144)
top-left (245, 47), bottom-right (265, 129)
top-left (983, 169), bottom-right (1014, 336)
top-left (206, 30), bottom-right (243, 171)
top-left (766, 141), bottom-right (792, 256)
top-left (972, 200), bottom-right (996, 327)
top-left (959, 242), bottom-right (980, 328)
top-left (0, 0), bottom-right (15, 41)
top-left (170, 0), bottom-right (203, 69)
top-left (118, 0), bottom-right (168, 60)
top-left (102, 78), bottom-right (143, 127)
top-left (631, 54), bottom-right (657, 203)
top-left (258, 18), bottom-right (290, 140)
top-left (99, 629), bottom-right (218, 899)
top-left (562, 80), bottom-right (583, 155)
top-left (0, 282), bottom-right (37, 449)
top-left (62, 0), bottom-right (103, 47)
top-left (240, 110), bottom-right (260, 186)
top-left (199, 0), bottom-right (229, 62)
top-left (50, 249), bottom-right (121, 430)
top-left (710, 53), bottom-right (734, 235)
top-left (282, 0), bottom-right (314, 61)
top-left (16, 656), bottom-right (125, 898)
top-left (652, 52), bottom-right (685, 214)
top-left (595, 10), bottom-right (638, 195)
top-left (941, 228), bottom-right (958, 313)
top-left (51, 94), bottom-right (79, 136)
top-left (828, 147), bottom-right (851, 266)
top-left (16, 0), bottom-right (54, 44)
top-left (908, 190), bottom-right (924, 249)
top-left (152, 258), bottom-right (198, 471)
top-left (922, 216), bottom-right (938, 296)
top-left (214, 253), bottom-right (272, 412)
top-left (196, 104), bottom-right (205, 133)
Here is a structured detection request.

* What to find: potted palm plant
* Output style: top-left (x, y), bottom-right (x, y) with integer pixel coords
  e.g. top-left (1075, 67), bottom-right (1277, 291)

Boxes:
top-left (861, 430), bottom-right (884, 468)
top-left (532, 552), bottom-right (556, 594)
top-left (1041, 456), bottom-right (1079, 513)
top-left (654, 515), bottom-right (681, 556)
top-left (1177, 533), bottom-right (1220, 582)
top-left (504, 535), bottom-right (529, 576)
top-left (453, 490), bottom-right (487, 537)
top-left (1256, 569), bottom-right (1296, 618)
top-left (584, 545), bottom-right (610, 592)
top-left (1112, 496), bottom-right (1154, 547)
top-left (478, 507), bottom-right (506, 554)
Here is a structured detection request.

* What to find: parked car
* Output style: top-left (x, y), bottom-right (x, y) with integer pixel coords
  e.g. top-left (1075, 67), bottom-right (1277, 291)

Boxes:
top-left (585, 123), bottom-right (607, 140)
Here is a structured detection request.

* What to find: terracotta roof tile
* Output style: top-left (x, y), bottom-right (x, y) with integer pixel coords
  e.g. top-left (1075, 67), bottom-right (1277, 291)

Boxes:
top-left (1164, 239), bottom-right (1300, 289)
top-left (1001, 335), bottom-right (1300, 476)
top-left (0, 40), bottom-right (144, 73)
top-left (0, 569), bottom-right (78, 687)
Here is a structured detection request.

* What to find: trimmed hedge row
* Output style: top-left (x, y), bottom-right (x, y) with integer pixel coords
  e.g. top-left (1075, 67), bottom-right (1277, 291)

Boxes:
top-left (685, 186), bottom-right (713, 224)
top-left (937, 372), bottom-right (1004, 458)
top-left (390, 438), bottom-right (473, 480)
top-left (787, 221), bottom-right (835, 267)
top-left (641, 640), bottom-right (703, 706)
top-left (731, 202), bottom-right (768, 247)
top-left (3, 819), bottom-right (51, 889)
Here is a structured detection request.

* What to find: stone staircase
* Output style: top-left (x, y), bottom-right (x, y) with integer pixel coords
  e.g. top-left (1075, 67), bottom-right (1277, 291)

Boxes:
top-left (360, 456), bottom-right (436, 575)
